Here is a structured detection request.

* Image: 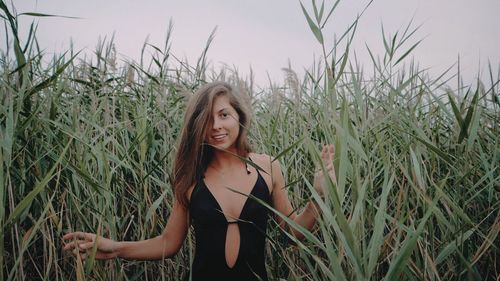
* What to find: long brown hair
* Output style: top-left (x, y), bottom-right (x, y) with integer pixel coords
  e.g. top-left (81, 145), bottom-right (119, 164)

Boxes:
top-left (173, 81), bottom-right (252, 207)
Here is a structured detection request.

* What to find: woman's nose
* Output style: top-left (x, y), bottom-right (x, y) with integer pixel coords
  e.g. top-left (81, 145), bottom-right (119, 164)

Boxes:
top-left (212, 118), bottom-right (222, 130)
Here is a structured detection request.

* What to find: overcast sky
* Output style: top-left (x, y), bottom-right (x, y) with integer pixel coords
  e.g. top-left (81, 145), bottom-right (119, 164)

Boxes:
top-left (4, 0), bottom-right (500, 87)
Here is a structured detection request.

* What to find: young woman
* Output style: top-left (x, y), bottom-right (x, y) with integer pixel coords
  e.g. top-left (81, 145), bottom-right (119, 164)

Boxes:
top-left (63, 81), bottom-right (336, 281)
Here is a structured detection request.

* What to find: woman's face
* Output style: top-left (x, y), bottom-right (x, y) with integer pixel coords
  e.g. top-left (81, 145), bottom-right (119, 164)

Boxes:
top-left (205, 95), bottom-right (240, 152)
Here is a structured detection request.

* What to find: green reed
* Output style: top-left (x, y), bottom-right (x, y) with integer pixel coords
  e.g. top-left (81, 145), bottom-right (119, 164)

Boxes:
top-left (1, 0), bottom-right (498, 280)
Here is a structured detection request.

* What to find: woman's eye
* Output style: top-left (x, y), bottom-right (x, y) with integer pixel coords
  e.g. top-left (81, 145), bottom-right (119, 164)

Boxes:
top-left (220, 112), bottom-right (229, 118)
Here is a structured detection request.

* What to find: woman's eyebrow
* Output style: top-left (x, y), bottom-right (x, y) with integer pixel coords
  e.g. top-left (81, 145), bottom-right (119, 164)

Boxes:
top-left (216, 108), bottom-right (229, 113)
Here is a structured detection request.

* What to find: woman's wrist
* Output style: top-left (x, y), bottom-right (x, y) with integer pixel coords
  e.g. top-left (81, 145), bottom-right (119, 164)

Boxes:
top-left (113, 241), bottom-right (123, 258)
top-left (305, 199), bottom-right (321, 217)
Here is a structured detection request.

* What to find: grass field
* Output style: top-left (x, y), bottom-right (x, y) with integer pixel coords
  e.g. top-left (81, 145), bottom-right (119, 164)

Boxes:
top-left (1, 1), bottom-right (499, 280)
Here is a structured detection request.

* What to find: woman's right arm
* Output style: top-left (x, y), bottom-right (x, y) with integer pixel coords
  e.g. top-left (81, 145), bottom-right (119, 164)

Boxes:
top-left (63, 200), bottom-right (189, 260)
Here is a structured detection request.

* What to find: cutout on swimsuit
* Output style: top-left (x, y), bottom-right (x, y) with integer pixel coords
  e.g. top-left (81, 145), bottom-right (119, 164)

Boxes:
top-left (188, 169), bottom-right (271, 280)
top-left (202, 172), bottom-right (259, 268)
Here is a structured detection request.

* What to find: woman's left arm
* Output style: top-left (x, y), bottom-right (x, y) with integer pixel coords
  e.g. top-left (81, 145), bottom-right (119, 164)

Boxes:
top-left (271, 145), bottom-right (336, 240)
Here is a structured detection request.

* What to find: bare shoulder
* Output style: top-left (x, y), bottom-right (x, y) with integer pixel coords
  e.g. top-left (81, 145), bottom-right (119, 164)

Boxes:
top-left (249, 152), bottom-right (283, 171)
top-left (249, 152), bottom-right (283, 194)
top-left (249, 152), bottom-right (273, 171)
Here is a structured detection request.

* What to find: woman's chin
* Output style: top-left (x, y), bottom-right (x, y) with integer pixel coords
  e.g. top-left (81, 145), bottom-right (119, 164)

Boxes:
top-left (210, 143), bottom-right (236, 153)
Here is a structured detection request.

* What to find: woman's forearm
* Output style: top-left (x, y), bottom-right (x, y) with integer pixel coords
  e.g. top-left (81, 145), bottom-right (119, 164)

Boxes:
top-left (290, 200), bottom-right (321, 240)
top-left (115, 234), bottom-right (177, 260)
top-left (115, 203), bottom-right (188, 260)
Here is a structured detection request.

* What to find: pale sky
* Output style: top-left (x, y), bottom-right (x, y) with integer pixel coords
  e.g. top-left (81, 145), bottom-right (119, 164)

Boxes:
top-left (4, 0), bottom-right (500, 87)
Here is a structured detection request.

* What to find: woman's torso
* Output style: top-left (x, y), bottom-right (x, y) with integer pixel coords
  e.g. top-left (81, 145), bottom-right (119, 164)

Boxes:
top-left (187, 159), bottom-right (272, 281)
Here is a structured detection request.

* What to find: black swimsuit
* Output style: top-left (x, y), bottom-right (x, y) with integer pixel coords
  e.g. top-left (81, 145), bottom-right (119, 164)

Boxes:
top-left (187, 170), bottom-right (271, 281)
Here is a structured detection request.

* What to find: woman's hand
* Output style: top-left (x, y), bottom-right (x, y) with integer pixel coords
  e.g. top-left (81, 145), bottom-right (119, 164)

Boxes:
top-left (313, 144), bottom-right (336, 198)
top-left (63, 232), bottom-right (118, 260)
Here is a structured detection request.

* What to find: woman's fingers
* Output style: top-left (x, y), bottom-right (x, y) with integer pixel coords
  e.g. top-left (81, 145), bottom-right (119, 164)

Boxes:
top-left (69, 242), bottom-right (87, 258)
top-left (324, 144), bottom-right (334, 160)
top-left (63, 239), bottom-right (83, 250)
top-left (63, 231), bottom-right (116, 260)
top-left (63, 231), bottom-right (94, 242)
top-left (63, 232), bottom-right (98, 256)
top-left (320, 144), bottom-right (334, 161)
top-left (80, 241), bottom-right (96, 251)
top-left (317, 144), bottom-right (335, 170)
top-left (314, 144), bottom-right (337, 189)
top-left (71, 248), bottom-right (87, 260)
top-left (328, 145), bottom-right (334, 161)
top-left (62, 232), bottom-right (78, 240)
top-left (66, 239), bottom-right (97, 260)
top-left (321, 145), bottom-right (328, 158)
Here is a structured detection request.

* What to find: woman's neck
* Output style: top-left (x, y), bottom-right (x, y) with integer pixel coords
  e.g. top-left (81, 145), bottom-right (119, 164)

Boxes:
top-left (210, 147), bottom-right (244, 171)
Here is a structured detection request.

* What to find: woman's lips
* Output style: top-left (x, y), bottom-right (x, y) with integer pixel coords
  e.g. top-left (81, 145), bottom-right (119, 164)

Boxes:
top-left (212, 134), bottom-right (227, 141)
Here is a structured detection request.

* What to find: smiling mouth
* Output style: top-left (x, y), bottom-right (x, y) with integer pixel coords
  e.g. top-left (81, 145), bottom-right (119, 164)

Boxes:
top-left (212, 134), bottom-right (227, 141)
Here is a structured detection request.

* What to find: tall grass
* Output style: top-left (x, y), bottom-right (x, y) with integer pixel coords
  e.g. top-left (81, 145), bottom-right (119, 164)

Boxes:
top-left (1, 0), bottom-right (499, 280)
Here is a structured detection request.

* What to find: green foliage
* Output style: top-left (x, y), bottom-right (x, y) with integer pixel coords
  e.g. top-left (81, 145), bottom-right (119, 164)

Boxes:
top-left (1, 0), bottom-right (499, 280)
